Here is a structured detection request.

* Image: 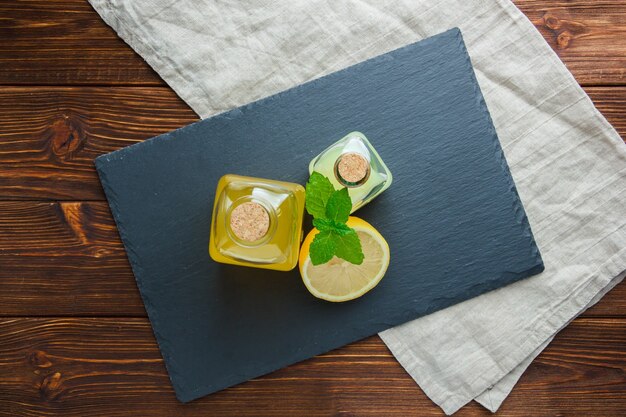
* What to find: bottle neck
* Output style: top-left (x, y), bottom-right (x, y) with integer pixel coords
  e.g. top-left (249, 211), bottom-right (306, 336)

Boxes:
top-left (334, 152), bottom-right (370, 187)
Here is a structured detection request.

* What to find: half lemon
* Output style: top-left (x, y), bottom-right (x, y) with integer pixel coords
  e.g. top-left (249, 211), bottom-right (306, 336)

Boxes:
top-left (299, 216), bottom-right (390, 302)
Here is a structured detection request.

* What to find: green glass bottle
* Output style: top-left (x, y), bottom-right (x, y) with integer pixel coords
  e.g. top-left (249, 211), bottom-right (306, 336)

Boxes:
top-left (309, 132), bottom-right (392, 212)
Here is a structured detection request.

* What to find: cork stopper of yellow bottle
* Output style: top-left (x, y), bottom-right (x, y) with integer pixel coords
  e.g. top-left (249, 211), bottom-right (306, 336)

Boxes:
top-left (337, 152), bottom-right (370, 184)
top-left (229, 202), bottom-right (270, 242)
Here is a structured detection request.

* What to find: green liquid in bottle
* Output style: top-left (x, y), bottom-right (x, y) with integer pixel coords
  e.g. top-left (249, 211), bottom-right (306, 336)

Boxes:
top-left (309, 132), bottom-right (392, 212)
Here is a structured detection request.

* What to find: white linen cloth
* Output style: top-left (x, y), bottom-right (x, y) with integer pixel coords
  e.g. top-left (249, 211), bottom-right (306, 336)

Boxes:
top-left (88, 0), bottom-right (626, 413)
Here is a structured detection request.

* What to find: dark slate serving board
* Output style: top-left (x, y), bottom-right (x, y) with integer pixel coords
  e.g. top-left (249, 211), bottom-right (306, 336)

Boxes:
top-left (96, 28), bottom-right (544, 403)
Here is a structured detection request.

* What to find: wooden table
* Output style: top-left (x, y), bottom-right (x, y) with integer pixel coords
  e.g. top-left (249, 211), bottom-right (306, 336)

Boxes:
top-left (1, 1), bottom-right (625, 415)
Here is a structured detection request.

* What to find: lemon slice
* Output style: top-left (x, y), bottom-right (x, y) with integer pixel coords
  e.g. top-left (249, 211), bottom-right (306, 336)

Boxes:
top-left (299, 216), bottom-right (390, 302)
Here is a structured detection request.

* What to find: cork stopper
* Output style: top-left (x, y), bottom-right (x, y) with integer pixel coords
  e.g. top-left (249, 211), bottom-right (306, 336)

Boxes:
top-left (229, 202), bottom-right (270, 242)
top-left (337, 152), bottom-right (370, 184)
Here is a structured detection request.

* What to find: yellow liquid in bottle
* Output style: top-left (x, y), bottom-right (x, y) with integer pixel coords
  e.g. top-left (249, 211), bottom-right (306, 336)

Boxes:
top-left (209, 174), bottom-right (305, 271)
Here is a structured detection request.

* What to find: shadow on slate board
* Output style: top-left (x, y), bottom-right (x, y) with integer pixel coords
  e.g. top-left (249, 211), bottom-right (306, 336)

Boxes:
top-left (95, 28), bottom-right (544, 403)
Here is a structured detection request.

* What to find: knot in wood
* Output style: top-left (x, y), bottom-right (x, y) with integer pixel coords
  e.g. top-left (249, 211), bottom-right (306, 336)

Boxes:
top-left (557, 31), bottom-right (572, 49)
top-left (48, 113), bottom-right (85, 159)
top-left (39, 372), bottom-right (63, 401)
top-left (543, 13), bottom-right (561, 30)
top-left (29, 350), bottom-right (52, 368)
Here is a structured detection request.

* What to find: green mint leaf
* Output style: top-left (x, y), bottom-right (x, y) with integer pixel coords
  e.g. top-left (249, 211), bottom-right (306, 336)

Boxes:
top-left (328, 221), bottom-right (352, 235)
top-left (309, 230), bottom-right (336, 265)
top-left (309, 224), bottom-right (364, 265)
top-left (313, 218), bottom-right (351, 233)
top-left (332, 228), bottom-right (364, 265)
top-left (325, 188), bottom-right (351, 223)
top-left (312, 218), bottom-right (334, 231)
top-left (305, 172), bottom-right (335, 219)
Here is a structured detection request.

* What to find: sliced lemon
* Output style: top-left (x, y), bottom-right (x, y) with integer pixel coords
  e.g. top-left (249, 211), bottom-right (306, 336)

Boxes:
top-left (299, 216), bottom-right (390, 302)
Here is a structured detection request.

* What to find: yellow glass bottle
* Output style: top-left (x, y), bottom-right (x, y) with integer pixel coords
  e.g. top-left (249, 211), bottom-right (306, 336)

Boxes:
top-left (209, 174), bottom-right (305, 271)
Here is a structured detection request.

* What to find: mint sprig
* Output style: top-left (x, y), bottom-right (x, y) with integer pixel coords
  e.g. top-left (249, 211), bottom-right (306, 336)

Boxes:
top-left (305, 172), bottom-right (335, 219)
top-left (305, 172), bottom-right (364, 266)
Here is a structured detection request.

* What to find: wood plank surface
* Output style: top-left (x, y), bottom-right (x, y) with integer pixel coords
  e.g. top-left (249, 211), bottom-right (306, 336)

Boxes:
top-left (0, 87), bottom-right (196, 200)
top-left (0, 201), bottom-right (624, 317)
top-left (0, 0), bottom-right (161, 85)
top-left (0, 1), bottom-right (625, 86)
top-left (0, 201), bottom-right (144, 316)
top-left (1, 86), bottom-right (624, 201)
top-left (0, 317), bottom-right (624, 417)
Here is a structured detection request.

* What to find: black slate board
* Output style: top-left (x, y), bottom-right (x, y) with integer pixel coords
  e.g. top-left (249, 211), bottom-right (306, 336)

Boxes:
top-left (96, 28), bottom-right (544, 403)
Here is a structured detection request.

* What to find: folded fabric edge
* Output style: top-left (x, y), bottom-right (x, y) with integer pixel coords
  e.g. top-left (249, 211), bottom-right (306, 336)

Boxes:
top-left (475, 337), bottom-right (552, 412)
top-left (474, 269), bottom-right (626, 412)
top-left (381, 252), bottom-right (626, 415)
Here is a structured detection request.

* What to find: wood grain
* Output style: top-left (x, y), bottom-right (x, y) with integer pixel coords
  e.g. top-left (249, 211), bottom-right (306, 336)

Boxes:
top-left (0, 201), bottom-right (623, 317)
top-left (0, 1), bottom-right (625, 86)
top-left (0, 87), bottom-right (196, 200)
top-left (0, 0), bottom-right (160, 85)
top-left (0, 317), bottom-right (624, 417)
top-left (0, 201), bottom-right (144, 316)
top-left (515, 0), bottom-right (626, 85)
top-left (1, 86), bottom-right (624, 201)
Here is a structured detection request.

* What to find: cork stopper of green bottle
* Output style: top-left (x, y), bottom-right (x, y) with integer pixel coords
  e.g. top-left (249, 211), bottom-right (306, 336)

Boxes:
top-left (230, 202), bottom-right (270, 242)
top-left (337, 152), bottom-right (370, 185)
